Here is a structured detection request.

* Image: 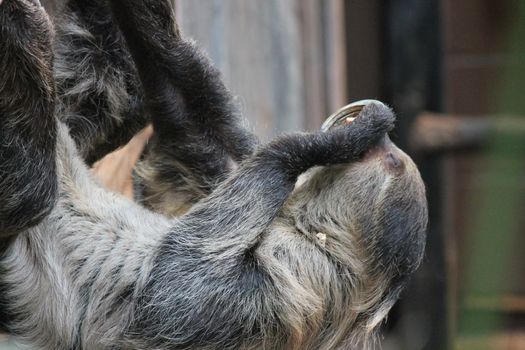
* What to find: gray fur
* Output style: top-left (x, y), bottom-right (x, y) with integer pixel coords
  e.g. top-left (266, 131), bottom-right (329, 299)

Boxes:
top-left (2, 125), bottom-right (171, 349)
top-left (0, 1), bottom-right (428, 349)
top-left (1, 125), bottom-right (427, 350)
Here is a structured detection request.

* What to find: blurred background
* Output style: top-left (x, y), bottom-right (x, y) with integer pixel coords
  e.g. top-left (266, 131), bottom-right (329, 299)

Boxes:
top-left (4, 0), bottom-right (523, 349)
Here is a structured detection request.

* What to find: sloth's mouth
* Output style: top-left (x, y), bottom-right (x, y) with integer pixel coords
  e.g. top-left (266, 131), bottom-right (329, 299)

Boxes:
top-left (321, 99), bottom-right (388, 132)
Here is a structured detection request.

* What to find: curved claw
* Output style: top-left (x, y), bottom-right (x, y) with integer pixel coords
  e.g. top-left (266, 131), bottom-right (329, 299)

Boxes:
top-left (321, 99), bottom-right (389, 132)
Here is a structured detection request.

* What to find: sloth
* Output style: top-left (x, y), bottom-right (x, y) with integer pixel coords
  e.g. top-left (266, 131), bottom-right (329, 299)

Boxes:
top-left (0, 0), bottom-right (428, 349)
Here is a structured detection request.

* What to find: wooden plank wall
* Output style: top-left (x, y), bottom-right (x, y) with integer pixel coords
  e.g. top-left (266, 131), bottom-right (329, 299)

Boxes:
top-left (176, 0), bottom-right (347, 139)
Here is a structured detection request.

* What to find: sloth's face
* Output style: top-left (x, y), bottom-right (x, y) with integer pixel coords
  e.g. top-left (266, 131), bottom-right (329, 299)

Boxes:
top-left (340, 134), bottom-right (427, 276)
top-left (287, 102), bottom-right (428, 279)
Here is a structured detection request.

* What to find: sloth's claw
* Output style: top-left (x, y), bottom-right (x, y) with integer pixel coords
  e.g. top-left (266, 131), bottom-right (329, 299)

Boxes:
top-left (322, 99), bottom-right (389, 132)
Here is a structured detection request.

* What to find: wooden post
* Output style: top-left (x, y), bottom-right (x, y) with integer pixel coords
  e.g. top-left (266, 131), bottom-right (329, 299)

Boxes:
top-left (384, 1), bottom-right (448, 349)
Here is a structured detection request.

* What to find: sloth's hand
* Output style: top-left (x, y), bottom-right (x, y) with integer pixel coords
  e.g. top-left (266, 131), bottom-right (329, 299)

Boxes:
top-left (249, 101), bottom-right (395, 180)
top-left (319, 100), bottom-right (396, 165)
top-left (322, 99), bottom-right (395, 133)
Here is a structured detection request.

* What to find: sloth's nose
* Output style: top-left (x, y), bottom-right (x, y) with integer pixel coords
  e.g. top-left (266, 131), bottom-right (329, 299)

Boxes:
top-left (382, 136), bottom-right (403, 170)
top-left (365, 134), bottom-right (405, 171)
top-left (385, 150), bottom-right (402, 169)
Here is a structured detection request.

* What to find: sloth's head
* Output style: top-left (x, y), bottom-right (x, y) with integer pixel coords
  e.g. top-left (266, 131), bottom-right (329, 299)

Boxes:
top-left (281, 100), bottom-right (428, 335)
top-left (290, 100), bottom-right (427, 276)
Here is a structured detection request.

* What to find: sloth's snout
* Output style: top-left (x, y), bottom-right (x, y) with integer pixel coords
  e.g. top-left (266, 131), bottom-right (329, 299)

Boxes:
top-left (382, 136), bottom-right (404, 170)
top-left (365, 134), bottom-right (405, 172)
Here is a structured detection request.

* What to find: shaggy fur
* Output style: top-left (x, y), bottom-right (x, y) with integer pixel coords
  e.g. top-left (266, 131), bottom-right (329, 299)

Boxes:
top-left (52, 0), bottom-right (257, 212)
top-left (0, 0), bottom-right (428, 349)
top-left (53, 0), bottom-right (147, 164)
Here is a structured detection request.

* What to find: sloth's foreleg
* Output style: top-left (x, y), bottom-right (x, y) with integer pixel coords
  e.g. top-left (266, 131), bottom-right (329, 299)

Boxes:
top-left (0, 0), bottom-right (57, 236)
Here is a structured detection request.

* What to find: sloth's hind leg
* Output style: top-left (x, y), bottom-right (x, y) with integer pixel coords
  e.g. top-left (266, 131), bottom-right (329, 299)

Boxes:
top-left (55, 0), bottom-right (149, 165)
top-left (108, 0), bottom-right (260, 215)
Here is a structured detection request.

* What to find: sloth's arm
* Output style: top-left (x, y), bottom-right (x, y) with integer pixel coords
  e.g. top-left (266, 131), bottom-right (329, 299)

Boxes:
top-left (128, 111), bottom-right (394, 347)
top-left (108, 0), bottom-right (259, 214)
top-left (0, 1), bottom-right (57, 236)
top-left (55, 0), bottom-right (148, 165)
top-left (181, 111), bottom-right (395, 243)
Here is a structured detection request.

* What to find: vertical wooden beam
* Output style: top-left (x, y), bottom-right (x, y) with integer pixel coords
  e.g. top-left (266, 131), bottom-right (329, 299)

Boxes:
top-left (177, 0), bottom-right (305, 139)
top-left (322, 0), bottom-right (348, 113)
top-left (298, 0), bottom-right (326, 130)
top-left (176, 0), bottom-right (348, 136)
top-left (345, 0), bottom-right (383, 102)
top-left (300, 0), bottom-right (348, 130)
top-left (384, 1), bottom-right (447, 350)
